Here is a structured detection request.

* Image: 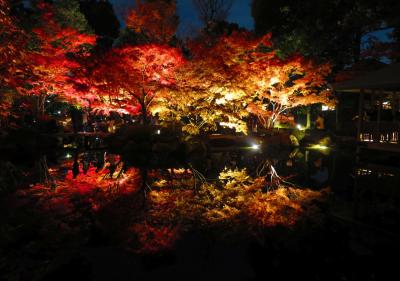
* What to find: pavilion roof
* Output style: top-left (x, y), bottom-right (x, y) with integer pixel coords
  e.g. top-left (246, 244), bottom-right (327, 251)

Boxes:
top-left (333, 63), bottom-right (400, 93)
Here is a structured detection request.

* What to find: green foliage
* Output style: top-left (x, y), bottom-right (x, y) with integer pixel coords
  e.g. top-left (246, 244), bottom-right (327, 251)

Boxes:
top-left (252, 0), bottom-right (396, 68)
top-left (114, 27), bottom-right (140, 47)
top-left (53, 0), bottom-right (92, 33)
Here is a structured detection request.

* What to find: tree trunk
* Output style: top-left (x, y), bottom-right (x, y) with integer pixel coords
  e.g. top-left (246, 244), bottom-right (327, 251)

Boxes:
top-left (140, 101), bottom-right (148, 124)
top-left (36, 94), bottom-right (46, 117)
top-left (267, 118), bottom-right (274, 129)
top-left (306, 107), bottom-right (311, 129)
top-left (140, 89), bottom-right (149, 125)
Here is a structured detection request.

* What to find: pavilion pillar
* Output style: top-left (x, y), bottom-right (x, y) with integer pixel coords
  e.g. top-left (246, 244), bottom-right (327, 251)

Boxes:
top-left (392, 92), bottom-right (397, 120)
top-left (390, 92), bottom-right (396, 118)
top-left (335, 92), bottom-right (341, 131)
top-left (393, 92), bottom-right (399, 144)
top-left (376, 91), bottom-right (382, 143)
top-left (356, 90), bottom-right (364, 142)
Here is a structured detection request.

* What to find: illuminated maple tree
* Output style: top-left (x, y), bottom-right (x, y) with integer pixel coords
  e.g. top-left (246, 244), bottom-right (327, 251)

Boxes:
top-left (88, 44), bottom-right (184, 123)
top-left (156, 31), bottom-right (334, 134)
top-left (0, 0), bottom-right (26, 85)
top-left (153, 55), bottom-right (251, 135)
top-left (243, 54), bottom-right (334, 128)
top-left (153, 32), bottom-right (264, 135)
top-left (125, 0), bottom-right (179, 44)
top-left (213, 32), bottom-right (334, 129)
top-left (0, 0), bottom-right (28, 119)
top-left (26, 2), bottom-right (96, 114)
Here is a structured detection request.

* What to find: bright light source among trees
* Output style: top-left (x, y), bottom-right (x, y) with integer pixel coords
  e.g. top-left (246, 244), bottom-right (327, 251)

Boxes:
top-left (309, 144), bottom-right (329, 150)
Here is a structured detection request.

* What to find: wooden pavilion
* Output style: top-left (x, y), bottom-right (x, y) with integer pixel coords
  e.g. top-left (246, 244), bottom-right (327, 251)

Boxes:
top-left (333, 63), bottom-right (400, 151)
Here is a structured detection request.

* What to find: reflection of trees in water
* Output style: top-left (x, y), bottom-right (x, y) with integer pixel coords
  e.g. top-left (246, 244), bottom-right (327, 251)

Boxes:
top-left (203, 148), bottom-right (311, 189)
top-left (2, 142), bottom-right (333, 198)
top-left (62, 145), bottom-right (333, 194)
top-left (5, 143), bottom-right (400, 270)
top-left (1, 152), bottom-right (62, 193)
top-left (32, 155), bottom-right (55, 187)
top-left (256, 159), bottom-right (282, 191)
top-left (4, 145), bottom-right (330, 260)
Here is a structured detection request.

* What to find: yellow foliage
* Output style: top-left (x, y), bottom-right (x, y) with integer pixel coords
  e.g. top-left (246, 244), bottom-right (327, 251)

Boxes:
top-left (218, 167), bottom-right (252, 189)
top-left (145, 170), bottom-right (328, 235)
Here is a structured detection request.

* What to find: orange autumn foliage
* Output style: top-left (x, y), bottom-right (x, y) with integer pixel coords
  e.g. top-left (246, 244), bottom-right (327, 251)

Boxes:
top-left (157, 31), bottom-right (334, 133)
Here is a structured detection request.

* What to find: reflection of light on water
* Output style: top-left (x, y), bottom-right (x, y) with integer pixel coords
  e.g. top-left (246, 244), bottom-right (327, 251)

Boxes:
top-left (357, 168), bottom-right (372, 176)
top-left (357, 168), bottom-right (396, 177)
top-left (360, 132), bottom-right (399, 143)
top-left (167, 168), bottom-right (190, 174)
top-left (309, 144), bottom-right (329, 150)
top-left (219, 121), bottom-right (239, 129)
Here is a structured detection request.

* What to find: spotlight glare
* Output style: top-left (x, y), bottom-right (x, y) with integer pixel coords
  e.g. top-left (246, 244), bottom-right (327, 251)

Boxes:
top-left (309, 144), bottom-right (329, 150)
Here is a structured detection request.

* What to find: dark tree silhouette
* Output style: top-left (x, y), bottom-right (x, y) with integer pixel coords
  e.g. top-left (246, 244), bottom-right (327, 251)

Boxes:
top-left (193, 0), bottom-right (234, 25)
top-left (79, 0), bottom-right (120, 48)
top-left (251, 0), bottom-right (399, 68)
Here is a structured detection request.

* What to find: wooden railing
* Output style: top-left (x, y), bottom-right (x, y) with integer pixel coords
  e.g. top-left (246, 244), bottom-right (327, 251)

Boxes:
top-left (359, 121), bottom-right (400, 144)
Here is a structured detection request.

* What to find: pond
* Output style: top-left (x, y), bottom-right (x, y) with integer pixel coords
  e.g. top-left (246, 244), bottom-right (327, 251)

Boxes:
top-left (1, 136), bottom-right (399, 281)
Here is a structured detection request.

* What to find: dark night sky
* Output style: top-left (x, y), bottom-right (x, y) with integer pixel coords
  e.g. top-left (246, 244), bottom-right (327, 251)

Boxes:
top-left (109, 0), bottom-right (254, 36)
top-left (109, 0), bottom-right (391, 42)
